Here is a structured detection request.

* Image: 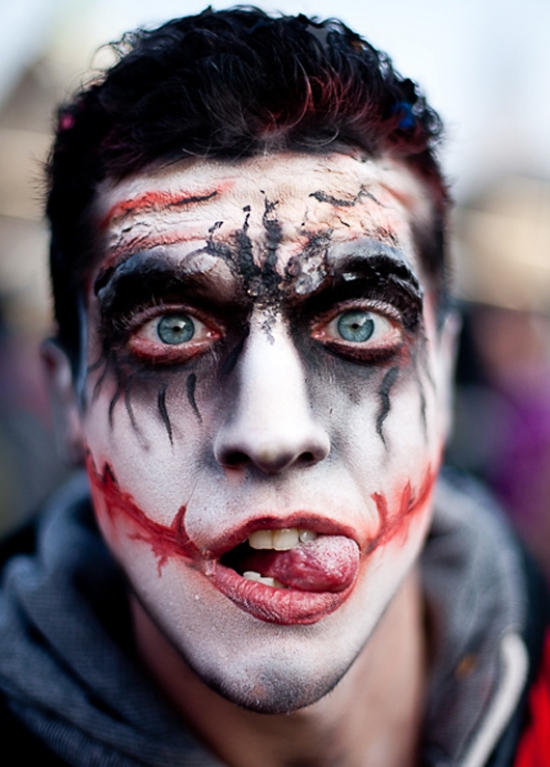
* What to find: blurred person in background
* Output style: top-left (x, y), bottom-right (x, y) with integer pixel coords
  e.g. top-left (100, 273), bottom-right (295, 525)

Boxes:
top-left (0, 8), bottom-right (549, 767)
top-left (449, 177), bottom-right (550, 578)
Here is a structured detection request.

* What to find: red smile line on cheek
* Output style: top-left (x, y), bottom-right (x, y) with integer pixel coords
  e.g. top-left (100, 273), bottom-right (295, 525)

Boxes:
top-left (86, 456), bottom-right (200, 574)
top-left (369, 465), bottom-right (436, 550)
top-left (86, 454), bottom-right (437, 581)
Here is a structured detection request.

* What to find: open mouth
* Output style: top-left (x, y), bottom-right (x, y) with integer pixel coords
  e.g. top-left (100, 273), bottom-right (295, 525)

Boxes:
top-left (85, 457), bottom-right (361, 625)
top-left (211, 525), bottom-right (360, 625)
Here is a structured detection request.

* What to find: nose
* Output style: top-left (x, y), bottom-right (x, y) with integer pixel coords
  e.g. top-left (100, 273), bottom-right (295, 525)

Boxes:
top-left (214, 317), bottom-right (330, 474)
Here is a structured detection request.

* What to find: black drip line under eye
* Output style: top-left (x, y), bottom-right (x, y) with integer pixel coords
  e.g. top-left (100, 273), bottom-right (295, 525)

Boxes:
top-left (376, 366), bottom-right (399, 445)
top-left (124, 378), bottom-right (140, 435)
top-left (410, 346), bottom-right (431, 442)
top-left (186, 373), bottom-right (202, 422)
top-left (108, 354), bottom-right (124, 429)
top-left (157, 383), bottom-right (173, 444)
top-left (91, 351), bottom-right (111, 404)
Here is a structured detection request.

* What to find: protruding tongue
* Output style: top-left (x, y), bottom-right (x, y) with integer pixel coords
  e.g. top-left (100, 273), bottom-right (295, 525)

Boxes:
top-left (242, 535), bottom-right (359, 592)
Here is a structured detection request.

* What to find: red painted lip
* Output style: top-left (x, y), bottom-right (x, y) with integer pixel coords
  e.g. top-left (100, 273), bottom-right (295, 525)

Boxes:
top-left (200, 512), bottom-right (360, 559)
top-left (210, 561), bottom-right (357, 625)
top-left (195, 514), bottom-right (361, 625)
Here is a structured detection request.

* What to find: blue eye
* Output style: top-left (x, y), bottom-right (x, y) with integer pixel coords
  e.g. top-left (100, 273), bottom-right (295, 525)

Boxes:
top-left (157, 314), bottom-right (195, 345)
top-left (130, 309), bottom-right (220, 362)
top-left (337, 311), bottom-right (375, 343)
top-left (312, 306), bottom-right (402, 360)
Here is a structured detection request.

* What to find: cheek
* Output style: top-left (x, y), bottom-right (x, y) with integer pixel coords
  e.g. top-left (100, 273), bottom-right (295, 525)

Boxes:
top-left (307, 352), bottom-right (439, 460)
top-left (307, 359), bottom-right (441, 534)
top-left (82, 368), bottom-right (211, 525)
top-left (86, 454), bottom-right (204, 583)
top-left (368, 463), bottom-right (436, 551)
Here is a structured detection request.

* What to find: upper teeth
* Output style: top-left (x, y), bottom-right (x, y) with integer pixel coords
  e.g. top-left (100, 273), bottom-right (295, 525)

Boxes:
top-left (248, 528), bottom-right (318, 551)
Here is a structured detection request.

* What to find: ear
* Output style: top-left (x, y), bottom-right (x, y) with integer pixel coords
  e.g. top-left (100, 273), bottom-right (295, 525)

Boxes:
top-left (41, 339), bottom-right (86, 466)
top-left (436, 311), bottom-right (461, 443)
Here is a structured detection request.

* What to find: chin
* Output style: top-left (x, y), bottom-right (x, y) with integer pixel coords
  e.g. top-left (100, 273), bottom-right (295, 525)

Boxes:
top-left (197, 655), bottom-right (351, 714)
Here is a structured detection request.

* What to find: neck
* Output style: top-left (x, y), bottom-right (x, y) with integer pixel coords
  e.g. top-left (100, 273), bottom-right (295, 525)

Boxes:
top-left (131, 569), bottom-right (426, 767)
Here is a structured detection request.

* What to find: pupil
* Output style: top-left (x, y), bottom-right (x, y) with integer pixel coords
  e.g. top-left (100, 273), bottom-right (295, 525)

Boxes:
top-left (157, 314), bottom-right (195, 345)
top-left (337, 311), bottom-right (374, 343)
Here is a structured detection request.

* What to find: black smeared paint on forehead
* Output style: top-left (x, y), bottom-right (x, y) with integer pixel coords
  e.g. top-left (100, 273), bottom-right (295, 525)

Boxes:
top-left (203, 213), bottom-right (263, 302)
top-left (221, 201), bottom-right (283, 304)
top-left (234, 211), bottom-right (259, 290)
top-left (309, 185), bottom-right (381, 208)
top-left (260, 197), bottom-right (283, 297)
top-left (376, 366), bottom-right (399, 444)
top-left (183, 201), bottom-right (285, 315)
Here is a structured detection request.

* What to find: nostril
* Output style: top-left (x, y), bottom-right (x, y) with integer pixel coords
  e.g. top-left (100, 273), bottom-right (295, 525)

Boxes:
top-left (300, 451), bottom-right (315, 465)
top-left (222, 450), bottom-right (249, 467)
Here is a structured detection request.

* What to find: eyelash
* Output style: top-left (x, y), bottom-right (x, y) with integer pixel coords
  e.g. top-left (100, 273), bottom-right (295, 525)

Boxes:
top-left (120, 303), bottom-right (222, 365)
top-left (310, 301), bottom-right (404, 362)
top-left (114, 297), bottom-right (404, 367)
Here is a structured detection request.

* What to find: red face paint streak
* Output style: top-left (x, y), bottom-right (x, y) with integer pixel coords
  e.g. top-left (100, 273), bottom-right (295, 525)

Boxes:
top-left (370, 464), bottom-right (435, 550)
top-left (86, 456), bottom-right (200, 574)
top-left (100, 183), bottom-right (233, 230)
top-left (86, 455), bottom-right (436, 625)
top-left (88, 228), bottom-right (222, 285)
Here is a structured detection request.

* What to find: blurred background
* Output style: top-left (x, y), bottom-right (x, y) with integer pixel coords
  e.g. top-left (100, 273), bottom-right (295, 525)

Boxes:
top-left (0, 0), bottom-right (549, 572)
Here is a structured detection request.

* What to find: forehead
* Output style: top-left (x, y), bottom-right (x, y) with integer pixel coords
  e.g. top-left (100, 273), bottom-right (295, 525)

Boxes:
top-left (95, 151), bottom-right (433, 281)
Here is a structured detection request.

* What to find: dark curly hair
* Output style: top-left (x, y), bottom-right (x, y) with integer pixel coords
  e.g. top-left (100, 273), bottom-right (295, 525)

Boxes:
top-left (46, 6), bottom-right (448, 364)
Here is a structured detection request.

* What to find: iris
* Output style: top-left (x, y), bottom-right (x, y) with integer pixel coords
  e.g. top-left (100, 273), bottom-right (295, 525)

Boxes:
top-left (157, 314), bottom-right (195, 344)
top-left (337, 311), bottom-right (375, 343)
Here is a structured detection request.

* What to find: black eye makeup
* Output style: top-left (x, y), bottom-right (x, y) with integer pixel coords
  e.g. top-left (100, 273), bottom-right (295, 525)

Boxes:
top-left (93, 250), bottom-right (244, 362)
top-left (92, 243), bottom-right (423, 370)
top-left (298, 251), bottom-right (423, 329)
top-left (310, 300), bottom-right (405, 363)
top-left (297, 250), bottom-right (423, 363)
top-left (126, 306), bottom-right (222, 364)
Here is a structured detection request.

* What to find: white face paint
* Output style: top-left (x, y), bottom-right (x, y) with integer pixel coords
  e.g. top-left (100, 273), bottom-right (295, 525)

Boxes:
top-left (79, 151), bottom-right (450, 713)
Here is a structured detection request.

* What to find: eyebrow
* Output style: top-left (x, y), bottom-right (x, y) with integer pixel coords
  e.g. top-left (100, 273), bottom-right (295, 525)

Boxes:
top-left (100, 188), bottom-right (221, 230)
top-left (95, 241), bottom-right (424, 334)
top-left (329, 244), bottom-right (420, 288)
top-left (303, 245), bottom-right (424, 331)
top-left (94, 249), bottom-right (238, 321)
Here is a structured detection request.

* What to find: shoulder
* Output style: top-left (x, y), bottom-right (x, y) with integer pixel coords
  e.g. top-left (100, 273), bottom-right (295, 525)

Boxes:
top-left (0, 518), bottom-right (69, 764)
top-left (425, 469), bottom-right (550, 766)
top-left (0, 695), bottom-right (70, 765)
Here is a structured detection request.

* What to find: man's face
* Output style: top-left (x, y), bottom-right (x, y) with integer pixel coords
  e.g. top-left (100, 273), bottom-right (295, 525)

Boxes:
top-left (76, 151), bottom-right (451, 712)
